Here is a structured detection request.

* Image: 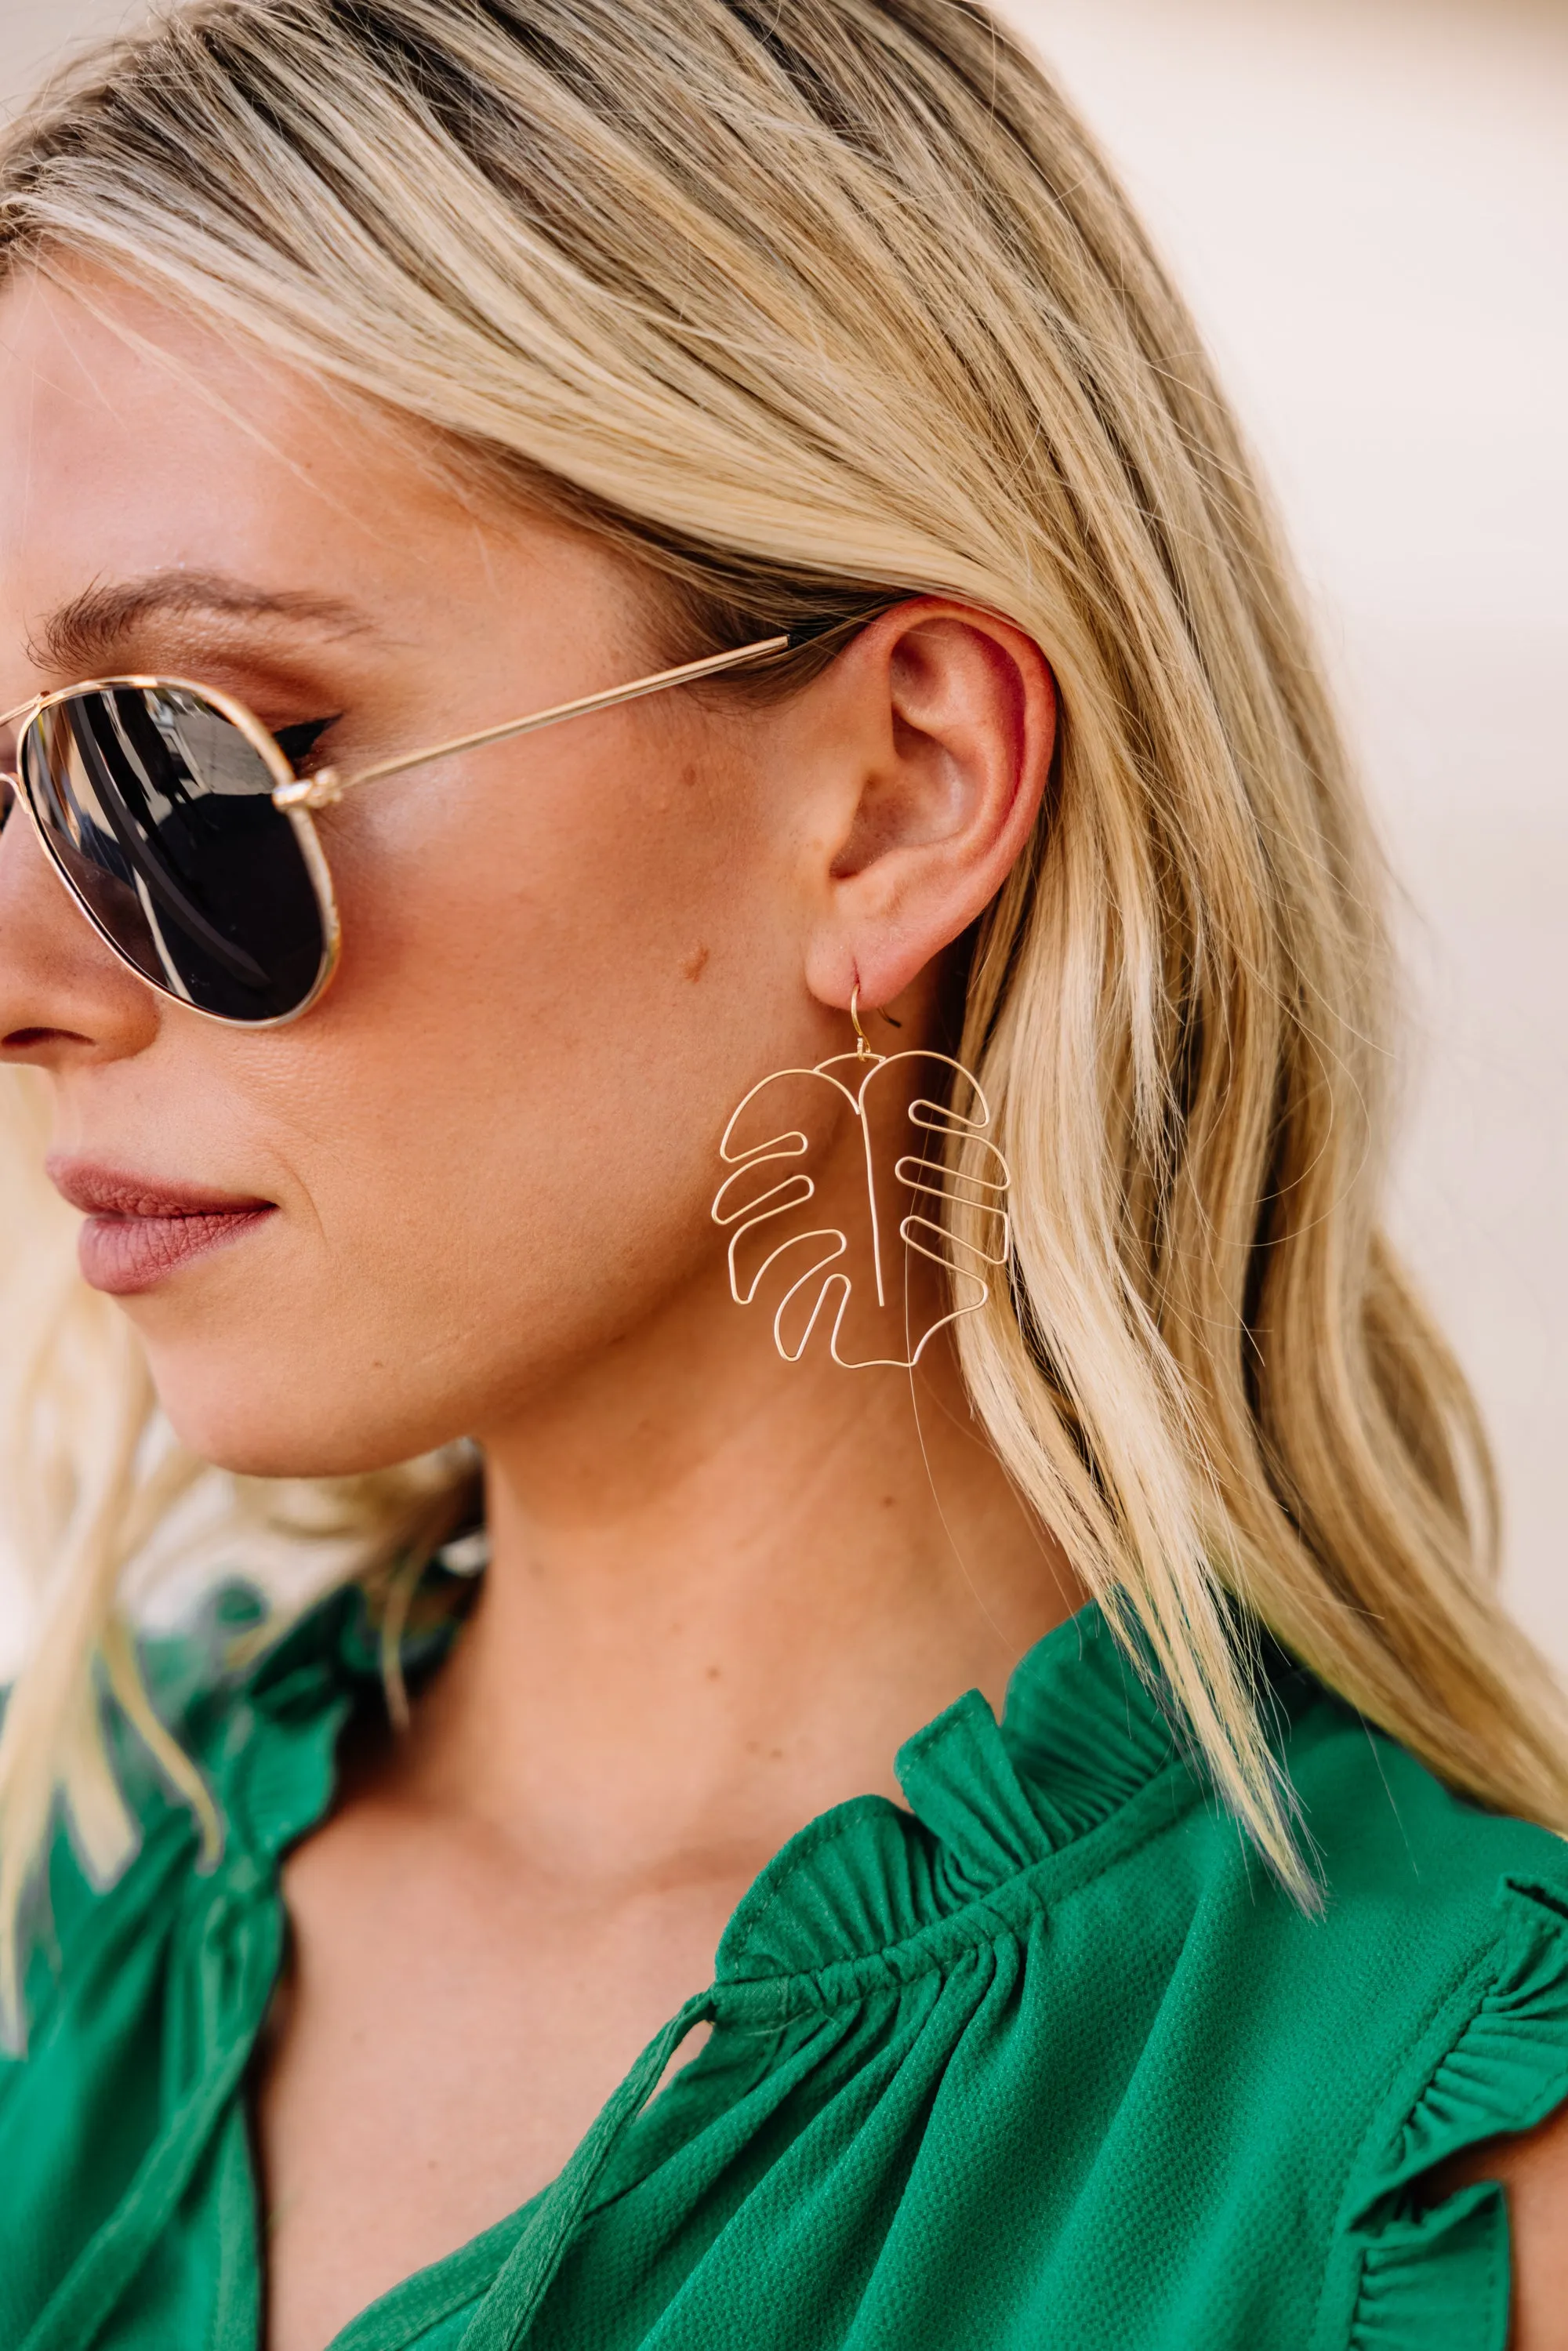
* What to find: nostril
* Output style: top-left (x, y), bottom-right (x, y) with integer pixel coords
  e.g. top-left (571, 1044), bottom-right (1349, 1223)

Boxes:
top-left (3, 1027), bottom-right (76, 1049)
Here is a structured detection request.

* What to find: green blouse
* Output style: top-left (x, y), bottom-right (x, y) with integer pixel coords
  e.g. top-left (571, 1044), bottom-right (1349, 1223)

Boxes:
top-left (3, 1573), bottom-right (1567, 2351)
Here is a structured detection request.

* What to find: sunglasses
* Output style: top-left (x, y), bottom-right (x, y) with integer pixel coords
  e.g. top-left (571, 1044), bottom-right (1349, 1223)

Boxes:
top-left (0, 633), bottom-right (788, 1029)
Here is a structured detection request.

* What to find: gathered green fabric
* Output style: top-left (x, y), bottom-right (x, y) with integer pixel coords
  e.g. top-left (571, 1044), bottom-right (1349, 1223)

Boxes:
top-left (3, 1575), bottom-right (1568, 2351)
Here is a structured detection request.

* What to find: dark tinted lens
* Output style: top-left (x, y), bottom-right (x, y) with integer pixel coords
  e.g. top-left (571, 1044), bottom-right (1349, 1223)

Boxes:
top-left (20, 686), bottom-right (329, 1022)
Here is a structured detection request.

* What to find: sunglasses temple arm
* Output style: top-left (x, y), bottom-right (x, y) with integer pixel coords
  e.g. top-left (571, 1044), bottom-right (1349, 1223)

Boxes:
top-left (276, 635), bottom-right (790, 811)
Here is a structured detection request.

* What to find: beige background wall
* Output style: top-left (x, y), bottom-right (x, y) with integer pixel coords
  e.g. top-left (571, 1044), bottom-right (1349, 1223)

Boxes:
top-left (2, 0), bottom-right (1565, 1666)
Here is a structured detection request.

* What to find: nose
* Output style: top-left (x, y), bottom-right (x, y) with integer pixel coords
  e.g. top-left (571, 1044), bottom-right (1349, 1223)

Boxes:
top-left (0, 784), bottom-right (161, 1068)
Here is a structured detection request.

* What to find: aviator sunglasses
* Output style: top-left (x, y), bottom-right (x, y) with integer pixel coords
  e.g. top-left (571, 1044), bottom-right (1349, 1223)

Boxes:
top-left (0, 632), bottom-right (790, 1028)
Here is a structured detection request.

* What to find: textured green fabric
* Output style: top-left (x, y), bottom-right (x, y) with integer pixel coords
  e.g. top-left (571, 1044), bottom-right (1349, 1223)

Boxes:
top-left (3, 1575), bottom-right (1568, 2351)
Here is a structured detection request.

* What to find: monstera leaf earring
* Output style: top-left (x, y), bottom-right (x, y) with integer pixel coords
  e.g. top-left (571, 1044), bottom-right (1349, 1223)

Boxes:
top-left (712, 987), bottom-right (1012, 1370)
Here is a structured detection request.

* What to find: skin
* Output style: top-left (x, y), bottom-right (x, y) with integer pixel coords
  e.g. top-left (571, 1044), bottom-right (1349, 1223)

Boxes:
top-left (0, 267), bottom-right (1562, 2349)
top-left (0, 267), bottom-right (1080, 2348)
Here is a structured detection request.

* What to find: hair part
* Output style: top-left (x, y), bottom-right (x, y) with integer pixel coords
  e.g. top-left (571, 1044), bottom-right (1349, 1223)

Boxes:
top-left (1, 0), bottom-right (1564, 2038)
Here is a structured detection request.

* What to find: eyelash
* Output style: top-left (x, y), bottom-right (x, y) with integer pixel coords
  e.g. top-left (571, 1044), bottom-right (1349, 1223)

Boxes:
top-left (271, 716), bottom-right (339, 771)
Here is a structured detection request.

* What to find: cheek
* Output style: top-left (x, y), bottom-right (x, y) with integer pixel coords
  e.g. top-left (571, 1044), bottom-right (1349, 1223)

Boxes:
top-left (139, 739), bottom-right (800, 1470)
top-left (323, 736), bottom-right (770, 1159)
top-left (340, 747), bottom-right (737, 1050)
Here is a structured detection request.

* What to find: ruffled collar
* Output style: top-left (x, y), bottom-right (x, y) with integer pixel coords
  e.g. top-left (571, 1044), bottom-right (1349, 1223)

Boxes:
top-left (165, 1572), bottom-right (1208, 1996)
top-left (715, 1602), bottom-right (1182, 1992)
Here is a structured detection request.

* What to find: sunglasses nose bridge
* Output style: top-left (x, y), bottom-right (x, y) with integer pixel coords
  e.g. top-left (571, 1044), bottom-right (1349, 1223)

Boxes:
top-left (0, 746), bottom-right (31, 822)
top-left (0, 702), bottom-right (35, 796)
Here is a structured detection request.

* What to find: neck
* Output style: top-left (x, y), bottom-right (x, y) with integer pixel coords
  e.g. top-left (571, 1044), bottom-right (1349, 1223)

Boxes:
top-left (401, 1283), bottom-right (1083, 1891)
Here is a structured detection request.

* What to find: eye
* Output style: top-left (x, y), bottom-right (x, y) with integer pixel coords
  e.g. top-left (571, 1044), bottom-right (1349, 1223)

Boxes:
top-left (272, 715), bottom-right (339, 771)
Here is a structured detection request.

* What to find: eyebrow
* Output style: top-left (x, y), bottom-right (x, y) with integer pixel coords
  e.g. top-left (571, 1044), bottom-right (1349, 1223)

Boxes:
top-left (29, 571), bottom-right (376, 676)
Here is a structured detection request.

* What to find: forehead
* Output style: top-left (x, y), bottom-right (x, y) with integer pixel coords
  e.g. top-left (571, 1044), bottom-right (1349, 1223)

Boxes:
top-left (0, 267), bottom-right (485, 673)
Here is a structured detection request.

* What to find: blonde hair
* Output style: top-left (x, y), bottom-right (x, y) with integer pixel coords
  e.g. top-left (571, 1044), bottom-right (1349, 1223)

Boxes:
top-left (2, 0), bottom-right (1565, 2034)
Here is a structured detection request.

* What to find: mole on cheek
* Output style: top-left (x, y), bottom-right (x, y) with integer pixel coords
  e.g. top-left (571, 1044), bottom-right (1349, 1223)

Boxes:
top-left (682, 945), bottom-right (710, 982)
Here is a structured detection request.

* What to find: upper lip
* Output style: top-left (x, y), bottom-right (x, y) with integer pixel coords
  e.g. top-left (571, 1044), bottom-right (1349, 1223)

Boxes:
top-left (45, 1157), bottom-right (275, 1220)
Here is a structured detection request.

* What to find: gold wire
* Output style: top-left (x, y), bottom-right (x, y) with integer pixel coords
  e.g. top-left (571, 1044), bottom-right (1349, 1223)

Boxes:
top-left (849, 983), bottom-right (873, 1059)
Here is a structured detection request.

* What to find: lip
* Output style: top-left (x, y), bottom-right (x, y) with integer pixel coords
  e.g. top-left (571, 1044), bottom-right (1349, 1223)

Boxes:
top-left (46, 1158), bottom-right (278, 1297)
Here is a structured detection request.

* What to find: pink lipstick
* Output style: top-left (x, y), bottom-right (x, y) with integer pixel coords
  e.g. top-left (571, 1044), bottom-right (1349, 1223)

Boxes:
top-left (47, 1160), bottom-right (277, 1297)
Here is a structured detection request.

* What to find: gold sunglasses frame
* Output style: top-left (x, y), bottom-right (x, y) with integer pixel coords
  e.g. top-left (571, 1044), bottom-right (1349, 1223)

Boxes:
top-left (0, 633), bottom-right (788, 1029)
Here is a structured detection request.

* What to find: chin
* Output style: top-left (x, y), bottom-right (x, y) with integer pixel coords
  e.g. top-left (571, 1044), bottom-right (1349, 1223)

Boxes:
top-left (145, 1350), bottom-right (458, 1482)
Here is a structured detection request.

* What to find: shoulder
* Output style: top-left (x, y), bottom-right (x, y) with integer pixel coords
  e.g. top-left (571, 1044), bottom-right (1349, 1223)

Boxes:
top-left (994, 1608), bottom-right (1568, 2347)
top-left (1253, 1672), bottom-right (1568, 2349)
top-left (1436, 2097), bottom-right (1568, 2349)
top-left (1287, 1645), bottom-right (1568, 1952)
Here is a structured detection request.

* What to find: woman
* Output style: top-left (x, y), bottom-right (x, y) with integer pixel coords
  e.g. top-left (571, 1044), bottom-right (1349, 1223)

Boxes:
top-left (0, 1), bottom-right (1564, 2343)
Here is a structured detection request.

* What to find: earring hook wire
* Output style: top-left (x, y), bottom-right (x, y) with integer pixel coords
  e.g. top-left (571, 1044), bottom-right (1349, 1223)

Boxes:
top-left (849, 983), bottom-right (875, 1060)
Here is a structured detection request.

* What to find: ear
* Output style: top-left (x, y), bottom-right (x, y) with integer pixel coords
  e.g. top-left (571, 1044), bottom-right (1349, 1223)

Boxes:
top-left (796, 600), bottom-right (1055, 1018)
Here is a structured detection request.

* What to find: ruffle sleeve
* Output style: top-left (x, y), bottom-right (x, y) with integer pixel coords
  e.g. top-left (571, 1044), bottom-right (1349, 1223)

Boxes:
top-left (1321, 1875), bottom-right (1568, 2350)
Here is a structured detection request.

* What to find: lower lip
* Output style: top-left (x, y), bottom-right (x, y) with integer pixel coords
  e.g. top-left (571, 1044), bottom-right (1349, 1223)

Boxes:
top-left (78, 1206), bottom-right (276, 1295)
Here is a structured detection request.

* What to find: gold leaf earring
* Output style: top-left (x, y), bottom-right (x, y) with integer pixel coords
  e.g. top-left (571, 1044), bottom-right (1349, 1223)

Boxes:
top-left (711, 985), bottom-right (1012, 1370)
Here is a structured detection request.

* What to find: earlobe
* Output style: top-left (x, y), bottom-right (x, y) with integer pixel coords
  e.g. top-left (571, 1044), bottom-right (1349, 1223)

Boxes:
top-left (804, 600), bottom-right (1055, 1016)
